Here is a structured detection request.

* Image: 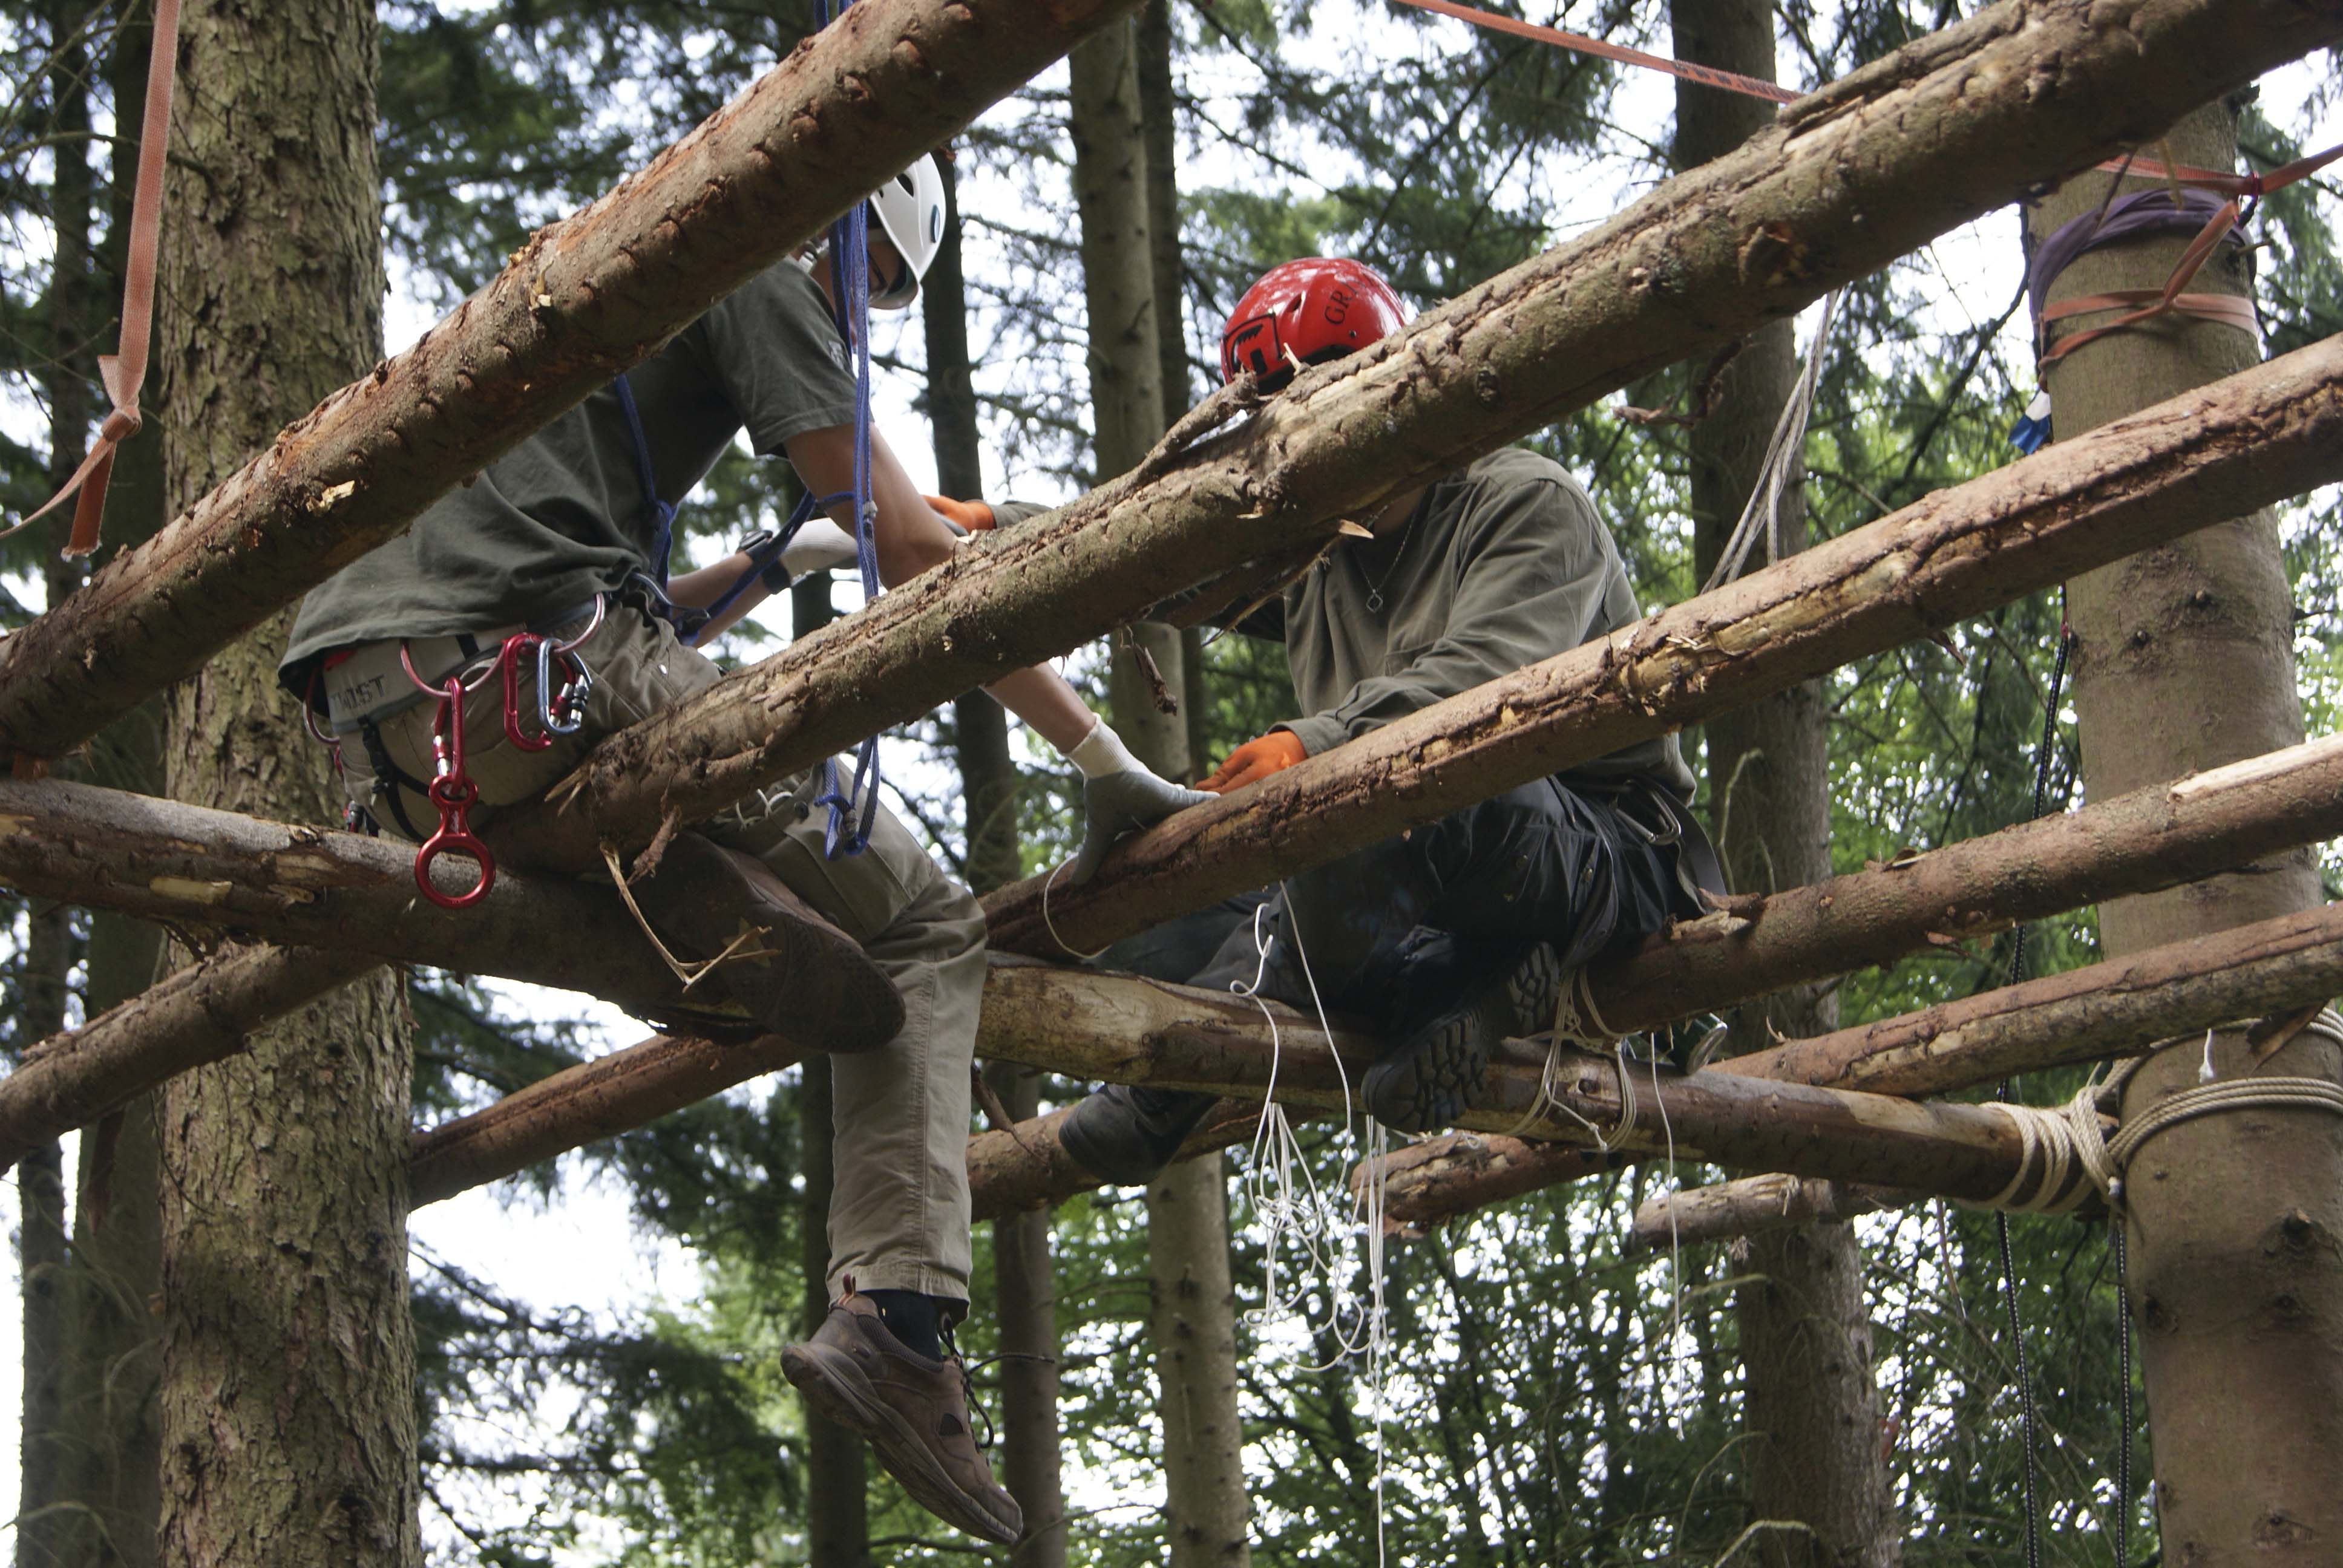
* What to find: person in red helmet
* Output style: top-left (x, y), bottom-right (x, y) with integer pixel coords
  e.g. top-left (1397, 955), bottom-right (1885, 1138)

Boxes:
top-left (1056, 256), bottom-right (1723, 1182)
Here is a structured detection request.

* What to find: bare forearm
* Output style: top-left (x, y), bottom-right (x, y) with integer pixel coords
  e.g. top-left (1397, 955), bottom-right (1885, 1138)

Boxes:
top-left (986, 664), bottom-right (1096, 754)
top-left (663, 553), bottom-right (776, 642)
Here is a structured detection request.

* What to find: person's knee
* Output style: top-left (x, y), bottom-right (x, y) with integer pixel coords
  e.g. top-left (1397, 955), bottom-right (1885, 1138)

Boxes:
top-left (897, 875), bottom-right (988, 972)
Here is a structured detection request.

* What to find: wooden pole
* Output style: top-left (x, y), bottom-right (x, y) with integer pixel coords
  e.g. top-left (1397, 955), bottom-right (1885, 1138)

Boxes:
top-left (1596, 732), bottom-right (2343, 1037)
top-left (408, 1030), bottom-right (802, 1207)
top-left (1375, 900), bottom-right (2343, 1227)
top-left (1629, 1175), bottom-right (1913, 1253)
top-left (0, 776), bottom-right (700, 1014)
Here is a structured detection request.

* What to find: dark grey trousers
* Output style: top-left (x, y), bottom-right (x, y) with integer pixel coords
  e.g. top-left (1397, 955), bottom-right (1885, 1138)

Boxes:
top-left (1105, 777), bottom-right (1694, 1024)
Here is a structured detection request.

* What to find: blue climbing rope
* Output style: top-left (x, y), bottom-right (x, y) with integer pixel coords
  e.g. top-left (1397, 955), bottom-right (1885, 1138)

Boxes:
top-left (803, 0), bottom-right (883, 860)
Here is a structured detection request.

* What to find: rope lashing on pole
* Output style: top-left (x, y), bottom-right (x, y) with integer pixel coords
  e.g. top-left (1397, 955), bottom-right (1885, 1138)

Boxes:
top-left (2014, 142), bottom-right (2343, 448)
top-left (1975, 1008), bottom-right (2343, 1214)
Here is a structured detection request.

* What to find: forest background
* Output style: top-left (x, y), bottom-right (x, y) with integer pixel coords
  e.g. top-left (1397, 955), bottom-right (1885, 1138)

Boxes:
top-left (0, 0), bottom-right (2336, 1562)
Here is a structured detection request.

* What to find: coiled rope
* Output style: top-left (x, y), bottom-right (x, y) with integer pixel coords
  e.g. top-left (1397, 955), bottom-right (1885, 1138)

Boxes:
top-left (1978, 1008), bottom-right (2343, 1215)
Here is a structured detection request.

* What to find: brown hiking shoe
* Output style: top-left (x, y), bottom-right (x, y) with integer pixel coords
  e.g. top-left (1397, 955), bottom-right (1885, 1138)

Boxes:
top-left (781, 1290), bottom-right (1023, 1547)
top-left (630, 831), bottom-right (903, 1052)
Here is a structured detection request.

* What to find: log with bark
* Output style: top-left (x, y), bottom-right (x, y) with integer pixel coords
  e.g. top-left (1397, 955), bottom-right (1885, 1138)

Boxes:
top-left (495, 0), bottom-right (2343, 871)
top-left (1594, 730), bottom-right (2343, 1035)
top-left (1375, 900), bottom-right (2343, 1227)
top-left (408, 1029), bottom-right (803, 1206)
top-left (0, 944), bottom-right (378, 1177)
top-left (0, 0), bottom-right (1145, 769)
top-left (1628, 1174), bottom-right (1915, 1253)
top-left (0, 776), bottom-right (696, 1011)
top-left (20, 746), bottom-right (2343, 1206)
top-left (968, 1098), bottom-right (1264, 1222)
top-left (986, 333), bottom-right (2343, 956)
top-left (974, 960), bottom-right (2073, 1207)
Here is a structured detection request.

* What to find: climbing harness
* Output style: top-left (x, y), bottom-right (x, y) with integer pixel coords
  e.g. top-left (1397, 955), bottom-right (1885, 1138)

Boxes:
top-left (604, 0), bottom-right (884, 857)
top-left (384, 602), bottom-right (603, 910)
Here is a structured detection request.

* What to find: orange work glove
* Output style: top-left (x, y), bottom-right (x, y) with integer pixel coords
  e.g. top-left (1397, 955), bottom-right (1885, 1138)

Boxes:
top-left (925, 494), bottom-right (995, 532)
top-left (1199, 730), bottom-right (1307, 794)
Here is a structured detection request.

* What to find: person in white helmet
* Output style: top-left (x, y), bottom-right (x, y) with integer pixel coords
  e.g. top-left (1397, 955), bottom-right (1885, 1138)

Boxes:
top-left (282, 154), bottom-right (1200, 1549)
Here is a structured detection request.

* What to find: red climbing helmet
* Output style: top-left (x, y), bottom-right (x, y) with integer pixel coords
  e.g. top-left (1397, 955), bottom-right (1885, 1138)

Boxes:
top-left (1218, 257), bottom-right (1408, 387)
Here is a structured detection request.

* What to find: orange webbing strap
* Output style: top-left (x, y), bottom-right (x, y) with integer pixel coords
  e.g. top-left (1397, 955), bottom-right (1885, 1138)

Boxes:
top-left (2038, 289), bottom-right (2259, 364)
top-left (2100, 143), bottom-right (2343, 200)
top-left (1390, 0), bottom-right (1798, 105)
top-left (1384, 0), bottom-right (2343, 209)
top-left (5, 0), bottom-right (182, 558)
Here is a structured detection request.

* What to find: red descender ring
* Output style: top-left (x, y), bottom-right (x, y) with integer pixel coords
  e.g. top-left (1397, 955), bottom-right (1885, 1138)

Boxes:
top-left (415, 672), bottom-right (494, 909)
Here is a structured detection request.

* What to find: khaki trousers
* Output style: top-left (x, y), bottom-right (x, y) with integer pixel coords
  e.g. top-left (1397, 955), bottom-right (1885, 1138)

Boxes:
top-left (338, 606), bottom-right (983, 1301)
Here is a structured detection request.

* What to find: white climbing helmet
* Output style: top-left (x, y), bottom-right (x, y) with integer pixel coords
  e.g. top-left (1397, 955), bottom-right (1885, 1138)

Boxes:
top-left (865, 152), bottom-right (947, 310)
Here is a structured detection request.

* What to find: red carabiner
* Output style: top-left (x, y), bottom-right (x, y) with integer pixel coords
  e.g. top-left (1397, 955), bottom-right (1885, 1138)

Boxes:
top-left (416, 675), bottom-right (495, 909)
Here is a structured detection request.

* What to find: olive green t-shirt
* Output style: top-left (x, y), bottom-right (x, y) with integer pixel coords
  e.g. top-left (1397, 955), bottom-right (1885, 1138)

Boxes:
top-left (1267, 446), bottom-right (1697, 797)
top-left (281, 259), bottom-right (857, 689)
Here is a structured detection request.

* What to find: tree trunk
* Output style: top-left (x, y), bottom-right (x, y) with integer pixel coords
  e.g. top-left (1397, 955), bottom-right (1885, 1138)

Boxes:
top-left (57, 903), bottom-right (166, 1568)
top-left (20, 6), bottom-right (95, 1553)
top-left (1072, 32), bottom-right (1251, 1557)
top-left (799, 1057), bottom-right (870, 1566)
top-left (1069, 18), bottom-right (1162, 483)
top-left (475, 0), bottom-right (2343, 874)
top-left (984, 334), bottom-right (2343, 956)
top-left (57, 71), bottom-right (171, 1526)
top-left (150, 6), bottom-right (417, 1567)
top-left (18, 900), bottom-right (74, 1568)
top-left (925, 152), bottom-right (1025, 901)
top-left (985, 1065), bottom-right (1067, 1566)
top-left (1135, 0), bottom-right (1189, 423)
top-left (1144, 1158), bottom-right (1250, 1566)
top-left (1672, 1), bottom-right (1897, 1557)
top-left (2032, 102), bottom-right (2343, 1566)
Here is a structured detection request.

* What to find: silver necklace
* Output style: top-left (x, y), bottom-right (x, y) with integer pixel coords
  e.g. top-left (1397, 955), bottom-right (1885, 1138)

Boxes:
top-left (1362, 511), bottom-right (1417, 613)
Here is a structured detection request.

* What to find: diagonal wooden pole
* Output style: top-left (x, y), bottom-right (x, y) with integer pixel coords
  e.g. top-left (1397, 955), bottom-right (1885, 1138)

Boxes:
top-left (0, 0), bottom-right (1145, 766)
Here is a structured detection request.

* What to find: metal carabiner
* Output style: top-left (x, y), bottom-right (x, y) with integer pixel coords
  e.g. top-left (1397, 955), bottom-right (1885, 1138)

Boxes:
top-left (416, 675), bottom-right (495, 909)
top-left (536, 636), bottom-right (592, 736)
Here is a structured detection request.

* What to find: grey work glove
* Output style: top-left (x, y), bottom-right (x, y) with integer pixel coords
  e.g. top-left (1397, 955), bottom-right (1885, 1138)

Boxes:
top-left (1066, 721), bottom-right (1211, 884)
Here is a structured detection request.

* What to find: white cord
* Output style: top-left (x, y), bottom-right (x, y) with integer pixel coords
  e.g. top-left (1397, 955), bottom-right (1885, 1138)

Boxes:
top-left (1038, 859), bottom-right (1112, 961)
top-left (1700, 289), bottom-right (1840, 595)
top-left (1226, 891), bottom-right (1391, 1567)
